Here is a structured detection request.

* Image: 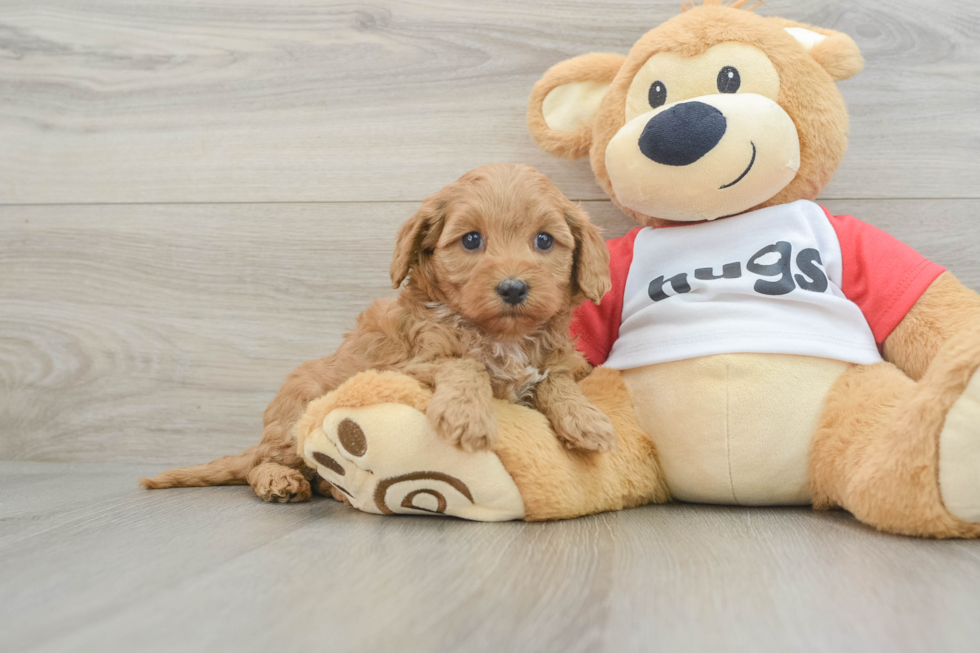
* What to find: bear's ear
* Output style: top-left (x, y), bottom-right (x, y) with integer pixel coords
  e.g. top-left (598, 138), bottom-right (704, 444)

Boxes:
top-left (778, 21), bottom-right (864, 82)
top-left (527, 53), bottom-right (625, 160)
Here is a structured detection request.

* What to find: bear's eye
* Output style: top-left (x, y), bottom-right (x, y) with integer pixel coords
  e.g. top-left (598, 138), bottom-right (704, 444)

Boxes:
top-left (717, 66), bottom-right (741, 93)
top-left (461, 232), bottom-right (483, 250)
top-left (648, 80), bottom-right (667, 108)
top-left (535, 232), bottom-right (554, 251)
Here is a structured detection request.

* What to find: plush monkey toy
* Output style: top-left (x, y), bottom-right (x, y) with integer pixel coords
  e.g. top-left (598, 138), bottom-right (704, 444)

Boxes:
top-left (297, 1), bottom-right (980, 536)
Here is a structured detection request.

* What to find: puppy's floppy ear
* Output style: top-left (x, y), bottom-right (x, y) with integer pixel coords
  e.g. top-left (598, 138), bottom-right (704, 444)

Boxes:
top-left (528, 53), bottom-right (625, 160)
top-left (390, 192), bottom-right (447, 289)
top-left (775, 19), bottom-right (864, 81)
top-left (563, 200), bottom-right (611, 304)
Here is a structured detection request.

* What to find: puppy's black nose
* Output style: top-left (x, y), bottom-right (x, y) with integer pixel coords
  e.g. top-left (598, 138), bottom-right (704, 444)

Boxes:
top-left (638, 101), bottom-right (727, 166)
top-left (496, 278), bottom-right (529, 305)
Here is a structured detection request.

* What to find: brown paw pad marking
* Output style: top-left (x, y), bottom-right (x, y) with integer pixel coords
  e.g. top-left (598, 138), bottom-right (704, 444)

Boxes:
top-left (337, 418), bottom-right (367, 457)
top-left (311, 452), bottom-right (354, 497)
top-left (374, 471), bottom-right (473, 515)
top-left (401, 490), bottom-right (447, 513)
top-left (312, 452), bottom-right (345, 476)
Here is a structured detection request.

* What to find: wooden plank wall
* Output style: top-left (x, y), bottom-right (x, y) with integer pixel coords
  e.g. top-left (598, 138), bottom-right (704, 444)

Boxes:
top-left (2, 0), bottom-right (979, 464)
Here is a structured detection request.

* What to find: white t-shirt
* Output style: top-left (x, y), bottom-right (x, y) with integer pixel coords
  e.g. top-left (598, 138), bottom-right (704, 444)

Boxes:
top-left (572, 200), bottom-right (945, 369)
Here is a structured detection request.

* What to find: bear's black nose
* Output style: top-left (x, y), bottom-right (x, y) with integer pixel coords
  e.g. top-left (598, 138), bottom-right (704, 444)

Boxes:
top-left (638, 101), bottom-right (727, 166)
top-left (496, 278), bottom-right (529, 305)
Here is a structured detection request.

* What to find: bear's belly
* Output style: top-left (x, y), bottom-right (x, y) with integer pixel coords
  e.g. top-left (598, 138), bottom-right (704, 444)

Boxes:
top-left (621, 353), bottom-right (850, 505)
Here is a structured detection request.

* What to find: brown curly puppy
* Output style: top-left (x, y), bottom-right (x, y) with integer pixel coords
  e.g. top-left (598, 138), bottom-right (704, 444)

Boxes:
top-left (141, 164), bottom-right (614, 502)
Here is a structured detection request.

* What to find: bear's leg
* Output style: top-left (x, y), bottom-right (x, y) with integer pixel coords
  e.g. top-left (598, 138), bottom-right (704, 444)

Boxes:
top-left (494, 367), bottom-right (670, 521)
top-left (810, 330), bottom-right (980, 538)
top-left (298, 367), bottom-right (669, 521)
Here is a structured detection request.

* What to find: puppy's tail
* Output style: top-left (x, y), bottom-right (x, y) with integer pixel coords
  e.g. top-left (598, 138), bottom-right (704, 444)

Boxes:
top-left (139, 446), bottom-right (257, 489)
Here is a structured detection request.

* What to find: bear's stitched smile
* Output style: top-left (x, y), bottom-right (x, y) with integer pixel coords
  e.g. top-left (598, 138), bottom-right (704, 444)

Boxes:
top-left (720, 141), bottom-right (757, 189)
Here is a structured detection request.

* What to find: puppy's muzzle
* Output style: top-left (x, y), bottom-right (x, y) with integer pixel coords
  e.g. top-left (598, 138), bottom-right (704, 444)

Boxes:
top-left (496, 278), bottom-right (529, 305)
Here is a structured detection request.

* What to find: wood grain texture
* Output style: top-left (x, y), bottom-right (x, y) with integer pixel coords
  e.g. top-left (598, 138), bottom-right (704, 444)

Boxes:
top-left (1, 199), bottom-right (978, 465)
top-left (2, 4), bottom-right (979, 651)
top-left (0, 202), bottom-right (404, 463)
top-left (0, 0), bottom-right (978, 204)
top-left (1, 462), bottom-right (979, 653)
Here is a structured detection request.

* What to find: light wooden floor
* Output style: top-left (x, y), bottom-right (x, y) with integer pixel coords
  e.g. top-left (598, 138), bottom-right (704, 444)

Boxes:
top-left (2, 1), bottom-right (979, 651)
top-left (3, 462), bottom-right (980, 653)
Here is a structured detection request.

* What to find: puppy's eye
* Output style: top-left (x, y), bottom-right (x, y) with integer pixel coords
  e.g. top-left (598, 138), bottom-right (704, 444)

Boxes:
top-left (649, 80), bottom-right (667, 108)
top-left (717, 66), bottom-right (740, 93)
top-left (535, 232), bottom-right (554, 251)
top-left (461, 232), bottom-right (483, 250)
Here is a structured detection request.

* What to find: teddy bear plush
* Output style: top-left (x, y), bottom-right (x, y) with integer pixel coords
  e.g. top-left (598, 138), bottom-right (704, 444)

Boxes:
top-left (296, 0), bottom-right (980, 537)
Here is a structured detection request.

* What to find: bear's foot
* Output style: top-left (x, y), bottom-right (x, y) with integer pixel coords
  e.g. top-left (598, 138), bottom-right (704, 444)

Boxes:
top-left (939, 369), bottom-right (980, 522)
top-left (297, 371), bottom-right (525, 522)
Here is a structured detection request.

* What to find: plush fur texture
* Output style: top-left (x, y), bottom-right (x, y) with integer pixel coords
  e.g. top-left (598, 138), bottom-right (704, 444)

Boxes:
top-left (622, 353), bottom-right (848, 505)
top-left (493, 367), bottom-right (670, 520)
top-left (812, 324), bottom-right (980, 538)
top-left (147, 4), bottom-right (980, 535)
top-left (528, 4), bottom-right (861, 226)
top-left (291, 367), bottom-right (668, 520)
top-left (883, 272), bottom-right (980, 381)
top-left (294, 372), bottom-right (527, 518)
top-left (293, 370), bottom-right (433, 505)
top-left (764, 16), bottom-right (864, 83)
top-left (521, 2), bottom-right (980, 536)
top-left (141, 164), bottom-right (614, 502)
top-left (321, 371), bottom-right (433, 503)
top-left (528, 53), bottom-right (626, 160)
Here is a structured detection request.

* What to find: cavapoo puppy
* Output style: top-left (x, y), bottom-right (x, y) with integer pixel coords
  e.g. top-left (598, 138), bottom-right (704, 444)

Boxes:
top-left (142, 163), bottom-right (615, 502)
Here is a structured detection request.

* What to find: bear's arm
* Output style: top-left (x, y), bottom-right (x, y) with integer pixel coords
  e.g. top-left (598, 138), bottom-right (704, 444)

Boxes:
top-left (883, 272), bottom-right (980, 381)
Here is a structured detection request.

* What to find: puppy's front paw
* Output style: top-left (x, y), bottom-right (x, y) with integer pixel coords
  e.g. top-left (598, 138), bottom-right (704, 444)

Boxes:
top-left (551, 401), bottom-right (617, 453)
top-left (427, 394), bottom-right (498, 453)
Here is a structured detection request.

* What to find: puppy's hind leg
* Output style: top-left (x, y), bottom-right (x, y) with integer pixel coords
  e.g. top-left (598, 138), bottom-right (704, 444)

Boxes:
top-left (245, 426), bottom-right (315, 502)
top-left (246, 352), bottom-right (365, 502)
top-left (246, 461), bottom-right (312, 503)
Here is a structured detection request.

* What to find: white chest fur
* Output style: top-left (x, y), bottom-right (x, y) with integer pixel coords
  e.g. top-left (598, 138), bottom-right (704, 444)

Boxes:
top-left (426, 303), bottom-right (549, 405)
top-left (478, 341), bottom-right (549, 405)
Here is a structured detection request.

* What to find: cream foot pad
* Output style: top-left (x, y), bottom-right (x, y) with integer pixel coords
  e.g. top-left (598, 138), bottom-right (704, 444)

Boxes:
top-left (297, 372), bottom-right (525, 521)
top-left (940, 370), bottom-right (980, 523)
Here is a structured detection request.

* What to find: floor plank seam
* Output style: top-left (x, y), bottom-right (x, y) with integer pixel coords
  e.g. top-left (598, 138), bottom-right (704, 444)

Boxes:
top-left (1, 197), bottom-right (978, 209)
top-left (16, 506), bottom-right (327, 652)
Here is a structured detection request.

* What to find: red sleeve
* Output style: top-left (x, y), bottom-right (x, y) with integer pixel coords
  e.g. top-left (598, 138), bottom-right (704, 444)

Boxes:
top-left (823, 207), bottom-right (945, 346)
top-left (570, 227), bottom-right (642, 366)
